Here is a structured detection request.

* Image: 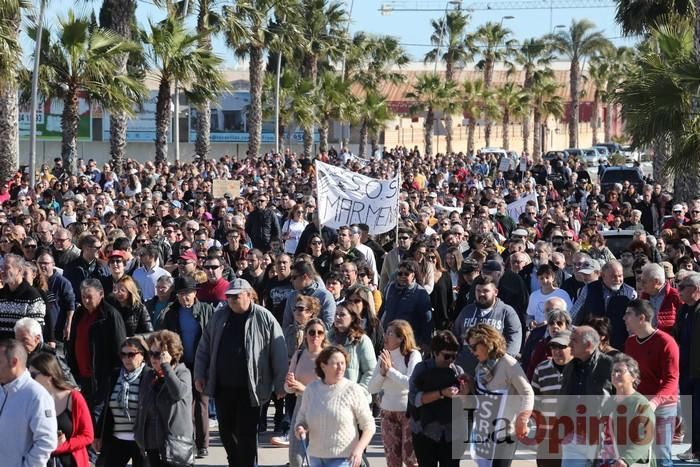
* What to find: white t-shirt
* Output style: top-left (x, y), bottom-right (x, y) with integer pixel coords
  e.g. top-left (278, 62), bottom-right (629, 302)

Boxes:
top-left (282, 218), bottom-right (308, 254)
top-left (526, 288), bottom-right (572, 324)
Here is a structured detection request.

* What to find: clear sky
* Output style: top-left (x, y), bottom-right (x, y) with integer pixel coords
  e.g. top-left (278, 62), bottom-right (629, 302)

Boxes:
top-left (34, 0), bottom-right (635, 68)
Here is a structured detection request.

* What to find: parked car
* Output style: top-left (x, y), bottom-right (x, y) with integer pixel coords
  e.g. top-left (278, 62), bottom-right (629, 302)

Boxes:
top-left (543, 150), bottom-right (569, 162)
top-left (597, 142), bottom-right (622, 155)
top-left (566, 148), bottom-right (583, 160)
top-left (594, 146), bottom-right (611, 159)
top-left (620, 145), bottom-right (640, 162)
top-left (600, 166), bottom-right (645, 194)
top-left (601, 229), bottom-right (639, 257)
top-left (582, 148), bottom-right (601, 166)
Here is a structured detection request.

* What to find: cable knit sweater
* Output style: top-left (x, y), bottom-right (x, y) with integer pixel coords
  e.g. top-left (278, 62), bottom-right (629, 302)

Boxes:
top-left (367, 348), bottom-right (422, 411)
top-left (296, 378), bottom-right (376, 459)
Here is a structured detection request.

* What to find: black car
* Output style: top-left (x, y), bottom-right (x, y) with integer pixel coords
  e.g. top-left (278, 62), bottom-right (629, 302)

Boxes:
top-left (599, 166), bottom-right (645, 193)
top-left (544, 150), bottom-right (569, 162)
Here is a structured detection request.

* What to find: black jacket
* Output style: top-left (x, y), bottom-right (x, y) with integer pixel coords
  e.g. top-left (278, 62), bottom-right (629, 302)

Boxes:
top-left (63, 256), bottom-right (109, 302)
top-left (107, 297), bottom-right (153, 337)
top-left (28, 342), bottom-right (77, 387)
top-left (245, 208), bottom-right (280, 251)
top-left (559, 349), bottom-right (614, 415)
top-left (67, 300), bottom-right (127, 401)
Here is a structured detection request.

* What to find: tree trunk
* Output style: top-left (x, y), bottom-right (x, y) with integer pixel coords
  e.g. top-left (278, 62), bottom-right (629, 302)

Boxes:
top-left (533, 109), bottom-right (542, 159)
top-left (248, 44), bottom-right (265, 158)
top-left (155, 78), bottom-right (172, 163)
top-left (425, 107), bottom-right (434, 156)
top-left (303, 126), bottom-right (313, 157)
top-left (195, 103), bottom-right (211, 159)
top-left (100, 0), bottom-right (135, 175)
top-left (0, 81), bottom-right (19, 183)
top-left (522, 71), bottom-right (533, 155)
top-left (467, 121), bottom-right (476, 155)
top-left (61, 89), bottom-right (80, 174)
top-left (359, 120), bottom-right (368, 157)
top-left (652, 137), bottom-right (670, 186)
top-left (674, 172), bottom-right (700, 202)
top-left (445, 62), bottom-right (454, 154)
top-left (485, 121), bottom-right (492, 148)
top-left (502, 111), bottom-right (510, 150)
top-left (591, 91), bottom-right (600, 146)
top-left (484, 60), bottom-right (494, 148)
top-left (303, 53), bottom-right (318, 158)
top-left (319, 118), bottom-right (329, 153)
top-left (569, 59), bottom-right (579, 148)
top-left (604, 102), bottom-right (613, 143)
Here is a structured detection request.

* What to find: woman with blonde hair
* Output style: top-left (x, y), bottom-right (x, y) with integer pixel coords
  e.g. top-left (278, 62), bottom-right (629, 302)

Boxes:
top-left (109, 276), bottom-right (153, 337)
top-left (368, 320), bottom-right (422, 467)
top-left (465, 324), bottom-right (534, 467)
top-left (345, 284), bottom-right (384, 357)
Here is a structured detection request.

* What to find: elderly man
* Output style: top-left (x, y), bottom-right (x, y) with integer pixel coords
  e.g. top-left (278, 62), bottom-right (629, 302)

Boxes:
top-left (194, 279), bottom-right (287, 467)
top-left (0, 339), bottom-right (57, 467)
top-left (37, 251), bottom-right (76, 343)
top-left (0, 254), bottom-right (46, 340)
top-left (51, 227), bottom-right (80, 270)
top-left (639, 263), bottom-right (681, 334)
top-left (14, 317), bottom-right (75, 386)
top-left (64, 235), bottom-right (109, 302)
top-left (559, 326), bottom-right (614, 467)
top-left (624, 299), bottom-right (679, 467)
top-left (571, 260), bottom-right (637, 349)
top-left (676, 273), bottom-right (700, 462)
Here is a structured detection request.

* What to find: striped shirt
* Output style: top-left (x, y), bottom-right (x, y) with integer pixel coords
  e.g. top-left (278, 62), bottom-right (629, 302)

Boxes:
top-left (108, 372), bottom-right (143, 440)
top-left (531, 358), bottom-right (565, 420)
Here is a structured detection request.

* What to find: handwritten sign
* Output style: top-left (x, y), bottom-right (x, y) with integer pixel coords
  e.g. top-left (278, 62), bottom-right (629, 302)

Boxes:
top-left (506, 192), bottom-right (538, 221)
top-left (316, 161), bottom-right (399, 234)
top-left (211, 180), bottom-right (241, 199)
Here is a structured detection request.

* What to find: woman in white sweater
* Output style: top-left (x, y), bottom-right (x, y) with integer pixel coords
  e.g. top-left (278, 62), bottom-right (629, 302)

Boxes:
top-left (295, 345), bottom-right (376, 467)
top-left (368, 320), bottom-right (422, 467)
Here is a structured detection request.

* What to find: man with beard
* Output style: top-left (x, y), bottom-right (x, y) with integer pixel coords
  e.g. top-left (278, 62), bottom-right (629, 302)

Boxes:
top-left (571, 260), bottom-right (637, 349)
top-left (452, 275), bottom-right (522, 375)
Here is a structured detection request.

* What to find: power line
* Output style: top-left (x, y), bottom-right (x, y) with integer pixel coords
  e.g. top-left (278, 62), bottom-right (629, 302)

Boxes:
top-left (379, 0), bottom-right (616, 12)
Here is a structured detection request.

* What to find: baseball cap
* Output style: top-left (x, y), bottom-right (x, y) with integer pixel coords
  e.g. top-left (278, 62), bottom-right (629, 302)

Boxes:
top-left (109, 250), bottom-right (128, 260)
top-left (673, 204), bottom-right (684, 212)
top-left (548, 330), bottom-right (572, 347)
top-left (460, 259), bottom-right (480, 274)
top-left (225, 278), bottom-right (254, 296)
top-left (179, 249), bottom-right (198, 262)
top-left (578, 258), bottom-right (601, 275)
top-left (511, 228), bottom-right (528, 238)
top-left (170, 200), bottom-right (182, 209)
top-left (482, 260), bottom-right (504, 273)
top-left (428, 192), bottom-right (438, 198)
top-left (201, 212), bottom-right (213, 221)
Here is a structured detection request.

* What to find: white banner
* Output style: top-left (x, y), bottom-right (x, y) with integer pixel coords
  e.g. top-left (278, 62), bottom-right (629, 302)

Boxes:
top-left (507, 192), bottom-right (538, 221)
top-left (316, 161), bottom-right (399, 234)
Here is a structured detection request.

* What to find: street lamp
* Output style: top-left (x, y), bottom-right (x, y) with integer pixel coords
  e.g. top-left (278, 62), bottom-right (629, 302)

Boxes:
top-left (433, 0), bottom-right (462, 73)
top-left (29, 0), bottom-right (47, 187)
top-left (500, 15), bottom-right (514, 25)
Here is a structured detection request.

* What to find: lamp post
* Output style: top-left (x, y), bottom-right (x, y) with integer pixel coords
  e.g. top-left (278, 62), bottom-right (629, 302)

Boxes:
top-left (29, 0), bottom-right (47, 187)
top-left (173, 0), bottom-right (190, 163)
top-left (500, 15), bottom-right (514, 25)
top-left (339, 0), bottom-right (355, 149)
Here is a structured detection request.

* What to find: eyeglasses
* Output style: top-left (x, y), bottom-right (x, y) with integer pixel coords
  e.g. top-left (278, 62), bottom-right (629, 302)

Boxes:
top-left (427, 255), bottom-right (436, 260)
top-left (397, 270), bottom-right (412, 277)
top-left (120, 351), bottom-right (141, 359)
top-left (612, 368), bottom-right (629, 376)
top-left (294, 306), bottom-right (308, 312)
top-left (439, 351), bottom-right (457, 361)
top-left (307, 329), bottom-right (325, 337)
top-left (150, 350), bottom-right (162, 358)
top-left (203, 264), bottom-right (220, 270)
top-left (399, 236), bottom-right (410, 240)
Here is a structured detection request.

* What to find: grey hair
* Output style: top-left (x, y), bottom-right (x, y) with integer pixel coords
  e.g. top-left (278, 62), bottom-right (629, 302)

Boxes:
top-left (534, 241), bottom-right (552, 255)
top-left (156, 275), bottom-right (175, 287)
top-left (641, 263), bottom-right (665, 285)
top-left (578, 326), bottom-right (601, 348)
top-left (613, 353), bottom-right (642, 387)
top-left (80, 278), bottom-right (104, 293)
top-left (13, 317), bottom-right (42, 338)
top-left (545, 308), bottom-right (572, 327)
top-left (681, 273), bottom-right (700, 289)
top-left (601, 259), bottom-right (622, 273)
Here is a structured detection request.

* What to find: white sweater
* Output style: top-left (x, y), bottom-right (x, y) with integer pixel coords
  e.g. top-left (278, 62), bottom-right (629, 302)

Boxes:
top-left (367, 348), bottom-right (422, 411)
top-left (296, 378), bottom-right (376, 459)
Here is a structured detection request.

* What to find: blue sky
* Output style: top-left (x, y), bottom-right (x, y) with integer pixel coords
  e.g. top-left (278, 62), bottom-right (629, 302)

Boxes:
top-left (35, 0), bottom-right (635, 67)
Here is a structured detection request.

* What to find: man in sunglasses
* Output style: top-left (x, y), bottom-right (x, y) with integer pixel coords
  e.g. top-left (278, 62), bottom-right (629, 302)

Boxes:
top-left (379, 228), bottom-right (413, 293)
top-left (245, 195), bottom-right (281, 252)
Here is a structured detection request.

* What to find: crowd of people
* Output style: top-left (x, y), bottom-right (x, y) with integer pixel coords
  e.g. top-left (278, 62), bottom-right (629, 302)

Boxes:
top-left (0, 146), bottom-right (697, 467)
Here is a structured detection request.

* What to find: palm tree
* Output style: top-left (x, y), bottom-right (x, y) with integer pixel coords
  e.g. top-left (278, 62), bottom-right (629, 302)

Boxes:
top-left (99, 0), bottom-right (138, 174)
top-left (530, 71), bottom-right (564, 159)
top-left (262, 68), bottom-right (296, 150)
top-left (473, 22), bottom-right (516, 146)
top-left (615, 0), bottom-right (692, 36)
top-left (287, 77), bottom-right (317, 157)
top-left (547, 19), bottom-right (611, 149)
top-left (462, 79), bottom-right (485, 154)
top-left (514, 37), bottom-right (555, 154)
top-left (406, 74), bottom-right (458, 156)
top-left (587, 56), bottom-right (609, 146)
top-left (142, 15), bottom-right (225, 162)
top-left (424, 10), bottom-right (474, 153)
top-left (602, 47), bottom-right (633, 142)
top-left (356, 92), bottom-right (392, 157)
top-left (615, 20), bottom-right (700, 199)
top-left (0, 0), bottom-right (25, 181)
top-left (315, 71), bottom-right (355, 152)
top-left (36, 10), bottom-right (144, 173)
top-left (497, 82), bottom-right (529, 150)
top-left (223, 0), bottom-right (292, 158)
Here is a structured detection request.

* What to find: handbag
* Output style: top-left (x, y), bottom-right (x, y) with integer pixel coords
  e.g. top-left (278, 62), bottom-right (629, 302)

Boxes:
top-left (160, 434), bottom-right (195, 467)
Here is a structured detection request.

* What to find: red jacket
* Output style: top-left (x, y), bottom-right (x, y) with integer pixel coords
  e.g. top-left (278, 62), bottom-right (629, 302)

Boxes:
top-left (53, 389), bottom-right (94, 467)
top-left (641, 281), bottom-right (681, 333)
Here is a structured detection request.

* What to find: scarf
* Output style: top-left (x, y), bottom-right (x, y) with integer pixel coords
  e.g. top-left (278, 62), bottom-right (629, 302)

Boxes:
top-left (118, 363), bottom-right (145, 421)
top-left (476, 358), bottom-right (499, 386)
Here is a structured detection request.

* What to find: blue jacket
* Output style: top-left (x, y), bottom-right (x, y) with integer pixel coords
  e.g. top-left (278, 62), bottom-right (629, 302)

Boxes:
top-left (380, 281), bottom-right (433, 346)
top-left (282, 279), bottom-right (336, 330)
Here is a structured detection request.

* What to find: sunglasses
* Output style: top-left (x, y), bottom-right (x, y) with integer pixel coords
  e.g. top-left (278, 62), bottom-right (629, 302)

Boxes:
top-left (294, 306), bottom-right (308, 312)
top-left (399, 236), bottom-right (410, 240)
top-left (150, 351), bottom-right (162, 358)
top-left (203, 265), bottom-right (220, 270)
top-left (308, 329), bottom-right (325, 337)
top-left (120, 351), bottom-right (141, 359)
top-left (439, 351), bottom-right (457, 361)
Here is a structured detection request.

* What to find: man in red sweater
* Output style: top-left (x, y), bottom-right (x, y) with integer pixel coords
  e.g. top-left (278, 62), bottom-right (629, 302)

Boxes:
top-left (624, 298), bottom-right (679, 467)
top-left (639, 263), bottom-right (681, 333)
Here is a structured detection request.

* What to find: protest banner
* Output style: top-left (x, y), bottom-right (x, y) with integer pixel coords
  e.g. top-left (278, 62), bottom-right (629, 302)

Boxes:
top-left (507, 192), bottom-right (538, 221)
top-left (316, 161), bottom-right (399, 235)
top-left (211, 180), bottom-right (241, 199)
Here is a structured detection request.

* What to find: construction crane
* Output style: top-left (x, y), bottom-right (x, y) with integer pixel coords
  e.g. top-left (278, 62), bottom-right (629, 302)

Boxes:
top-left (379, 0), bottom-right (616, 12)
